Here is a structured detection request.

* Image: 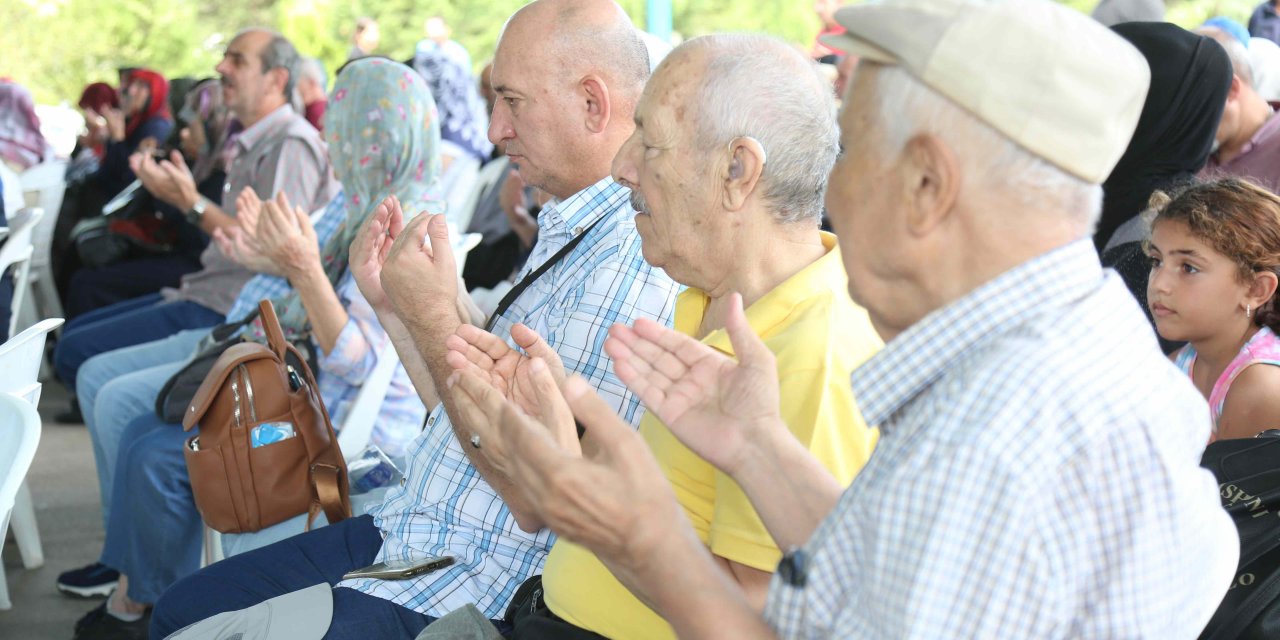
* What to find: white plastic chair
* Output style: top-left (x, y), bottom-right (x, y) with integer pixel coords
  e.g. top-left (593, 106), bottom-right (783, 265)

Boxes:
top-left (438, 141), bottom-right (482, 232)
top-left (0, 163), bottom-right (23, 216)
top-left (20, 160), bottom-right (68, 323)
top-left (0, 318), bottom-right (64, 592)
top-left (454, 157), bottom-right (509, 237)
top-left (0, 391), bottom-right (43, 609)
top-left (0, 207), bottom-right (45, 338)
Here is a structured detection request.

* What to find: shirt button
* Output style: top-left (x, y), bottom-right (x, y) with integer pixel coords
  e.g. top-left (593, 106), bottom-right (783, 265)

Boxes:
top-left (572, 226), bottom-right (583, 235)
top-left (778, 549), bottom-right (809, 588)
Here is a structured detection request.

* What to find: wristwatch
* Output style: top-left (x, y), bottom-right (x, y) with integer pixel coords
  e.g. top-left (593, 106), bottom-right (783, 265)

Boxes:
top-left (185, 197), bottom-right (208, 226)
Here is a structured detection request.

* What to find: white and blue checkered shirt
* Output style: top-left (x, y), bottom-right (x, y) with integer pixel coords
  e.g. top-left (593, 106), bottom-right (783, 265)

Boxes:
top-left (764, 240), bottom-right (1238, 638)
top-left (342, 177), bottom-right (680, 618)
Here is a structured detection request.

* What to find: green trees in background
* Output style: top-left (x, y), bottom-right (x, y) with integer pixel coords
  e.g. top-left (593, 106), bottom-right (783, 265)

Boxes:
top-left (0, 0), bottom-right (1266, 106)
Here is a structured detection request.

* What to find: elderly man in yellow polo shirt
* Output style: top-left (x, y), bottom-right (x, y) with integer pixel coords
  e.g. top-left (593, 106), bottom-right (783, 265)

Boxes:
top-left (439, 33), bottom-right (882, 639)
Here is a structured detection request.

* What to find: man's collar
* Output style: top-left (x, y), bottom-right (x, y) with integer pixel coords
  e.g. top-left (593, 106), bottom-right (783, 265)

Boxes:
top-left (850, 240), bottom-right (1103, 429)
top-left (537, 177), bottom-right (627, 236)
top-left (236, 104), bottom-right (294, 151)
top-left (684, 232), bottom-right (844, 355)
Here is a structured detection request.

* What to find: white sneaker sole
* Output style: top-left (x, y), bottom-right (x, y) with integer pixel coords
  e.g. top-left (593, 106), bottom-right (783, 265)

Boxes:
top-left (57, 582), bottom-right (115, 598)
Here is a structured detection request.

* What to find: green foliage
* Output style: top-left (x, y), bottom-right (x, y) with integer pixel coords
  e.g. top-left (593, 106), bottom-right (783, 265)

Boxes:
top-left (3, 0), bottom-right (1272, 107)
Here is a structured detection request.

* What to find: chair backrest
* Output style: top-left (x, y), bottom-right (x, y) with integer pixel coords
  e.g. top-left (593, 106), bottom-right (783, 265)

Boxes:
top-left (0, 208), bottom-right (45, 338)
top-left (0, 392), bottom-right (42, 518)
top-left (439, 145), bottom-right (483, 233)
top-left (19, 160), bottom-right (67, 271)
top-left (0, 163), bottom-right (23, 217)
top-left (0, 318), bottom-right (63, 406)
top-left (336, 341), bottom-right (400, 459)
top-left (455, 157), bottom-right (509, 237)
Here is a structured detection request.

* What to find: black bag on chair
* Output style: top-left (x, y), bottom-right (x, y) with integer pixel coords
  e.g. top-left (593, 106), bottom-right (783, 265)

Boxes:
top-left (1199, 432), bottom-right (1280, 639)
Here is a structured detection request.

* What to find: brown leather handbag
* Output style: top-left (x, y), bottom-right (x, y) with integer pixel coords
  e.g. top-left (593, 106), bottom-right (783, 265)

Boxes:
top-left (182, 300), bottom-right (351, 534)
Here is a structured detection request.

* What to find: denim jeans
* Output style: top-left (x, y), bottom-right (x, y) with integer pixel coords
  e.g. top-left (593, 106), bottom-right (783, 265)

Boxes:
top-left (99, 411), bottom-right (201, 603)
top-left (79, 329), bottom-right (208, 530)
top-left (53, 294), bottom-right (222, 392)
top-left (151, 515), bottom-right (440, 639)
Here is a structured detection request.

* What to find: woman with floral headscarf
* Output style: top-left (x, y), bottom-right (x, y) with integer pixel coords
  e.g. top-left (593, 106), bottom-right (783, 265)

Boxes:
top-left (67, 59), bottom-right (441, 636)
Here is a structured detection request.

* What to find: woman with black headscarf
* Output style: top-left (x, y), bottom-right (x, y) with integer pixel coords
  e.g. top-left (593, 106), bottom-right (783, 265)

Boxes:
top-left (1098, 22), bottom-right (1232, 250)
top-left (1098, 22), bottom-right (1232, 351)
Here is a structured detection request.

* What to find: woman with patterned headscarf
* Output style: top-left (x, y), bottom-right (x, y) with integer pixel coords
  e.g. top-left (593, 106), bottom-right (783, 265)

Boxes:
top-left (411, 44), bottom-right (494, 221)
top-left (66, 58), bottom-right (442, 637)
top-left (0, 80), bottom-right (53, 172)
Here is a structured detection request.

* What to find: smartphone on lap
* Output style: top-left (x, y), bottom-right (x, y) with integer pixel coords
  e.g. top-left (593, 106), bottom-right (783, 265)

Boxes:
top-left (342, 555), bottom-right (456, 581)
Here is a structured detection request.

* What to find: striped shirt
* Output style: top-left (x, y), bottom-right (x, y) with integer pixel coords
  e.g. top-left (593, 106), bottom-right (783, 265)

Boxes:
top-left (764, 240), bottom-right (1238, 638)
top-left (342, 177), bottom-right (680, 618)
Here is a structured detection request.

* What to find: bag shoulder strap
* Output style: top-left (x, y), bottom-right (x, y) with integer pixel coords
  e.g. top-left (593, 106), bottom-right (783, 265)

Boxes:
top-left (484, 216), bottom-right (604, 332)
top-left (307, 463), bottom-right (348, 530)
top-left (258, 300), bottom-right (288, 360)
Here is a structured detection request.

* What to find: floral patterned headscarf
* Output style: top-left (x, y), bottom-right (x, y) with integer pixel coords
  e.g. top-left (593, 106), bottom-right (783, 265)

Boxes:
top-left (271, 57), bottom-right (442, 337)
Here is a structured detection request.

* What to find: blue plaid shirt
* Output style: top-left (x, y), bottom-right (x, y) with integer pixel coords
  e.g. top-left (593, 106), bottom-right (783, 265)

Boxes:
top-left (764, 241), bottom-right (1238, 638)
top-left (342, 177), bottom-right (680, 617)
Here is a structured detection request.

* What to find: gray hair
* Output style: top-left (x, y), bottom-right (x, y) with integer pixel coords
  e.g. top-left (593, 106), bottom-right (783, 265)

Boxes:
top-left (300, 57), bottom-right (328, 93)
top-left (259, 32), bottom-right (301, 102)
top-left (1197, 27), bottom-right (1255, 88)
top-left (683, 34), bottom-right (838, 225)
top-left (867, 64), bottom-right (1103, 229)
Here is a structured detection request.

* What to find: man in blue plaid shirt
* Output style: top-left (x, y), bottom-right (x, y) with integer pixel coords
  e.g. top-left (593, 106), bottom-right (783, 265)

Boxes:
top-left (151, 1), bottom-right (679, 638)
top-left (468, 1), bottom-right (1242, 639)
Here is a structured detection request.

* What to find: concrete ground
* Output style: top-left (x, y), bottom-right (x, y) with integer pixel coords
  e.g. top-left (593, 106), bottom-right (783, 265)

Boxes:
top-left (0, 381), bottom-right (109, 639)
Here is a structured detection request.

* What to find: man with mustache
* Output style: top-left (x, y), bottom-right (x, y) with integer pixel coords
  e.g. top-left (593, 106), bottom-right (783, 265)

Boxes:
top-left (61, 28), bottom-right (336, 640)
top-left (442, 33), bottom-right (883, 639)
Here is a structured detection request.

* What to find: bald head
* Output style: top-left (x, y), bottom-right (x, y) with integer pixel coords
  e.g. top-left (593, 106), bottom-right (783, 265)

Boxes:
top-left (488, 0), bottom-right (650, 198)
top-left (503, 0), bottom-right (649, 105)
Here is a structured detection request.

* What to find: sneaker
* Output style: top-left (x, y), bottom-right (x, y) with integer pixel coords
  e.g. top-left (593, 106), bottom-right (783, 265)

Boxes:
top-left (72, 602), bottom-right (148, 639)
top-left (57, 562), bottom-right (119, 598)
top-left (55, 398), bottom-right (84, 425)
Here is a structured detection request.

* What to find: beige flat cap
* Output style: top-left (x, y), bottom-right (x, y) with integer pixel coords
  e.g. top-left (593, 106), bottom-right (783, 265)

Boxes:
top-left (822, 0), bottom-right (1150, 184)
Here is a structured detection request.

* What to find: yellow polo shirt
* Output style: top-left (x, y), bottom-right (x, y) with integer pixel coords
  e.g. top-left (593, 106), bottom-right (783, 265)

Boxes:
top-left (541, 232), bottom-right (882, 640)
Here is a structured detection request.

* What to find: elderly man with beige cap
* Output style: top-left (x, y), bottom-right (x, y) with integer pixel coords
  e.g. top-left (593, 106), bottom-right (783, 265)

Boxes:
top-left (464, 0), bottom-right (1240, 638)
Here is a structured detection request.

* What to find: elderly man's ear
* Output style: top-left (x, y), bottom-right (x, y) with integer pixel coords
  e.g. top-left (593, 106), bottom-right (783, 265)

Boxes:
top-left (722, 137), bottom-right (766, 212)
top-left (901, 133), bottom-right (961, 237)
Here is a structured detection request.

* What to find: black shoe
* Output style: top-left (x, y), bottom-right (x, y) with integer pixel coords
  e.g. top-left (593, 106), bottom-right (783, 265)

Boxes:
top-left (55, 398), bottom-right (84, 424)
top-left (57, 562), bottom-right (119, 598)
top-left (72, 602), bottom-right (148, 639)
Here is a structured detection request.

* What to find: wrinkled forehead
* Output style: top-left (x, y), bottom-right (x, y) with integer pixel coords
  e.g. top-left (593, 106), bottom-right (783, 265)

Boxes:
top-left (638, 49), bottom-right (705, 130)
